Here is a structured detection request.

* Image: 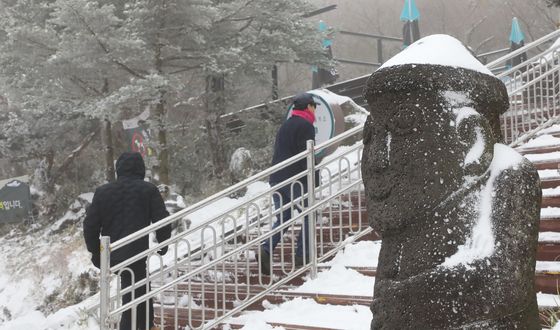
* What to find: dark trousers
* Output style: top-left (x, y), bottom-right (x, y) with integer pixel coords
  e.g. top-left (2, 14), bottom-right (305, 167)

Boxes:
top-left (119, 258), bottom-right (154, 330)
top-left (262, 182), bottom-right (310, 257)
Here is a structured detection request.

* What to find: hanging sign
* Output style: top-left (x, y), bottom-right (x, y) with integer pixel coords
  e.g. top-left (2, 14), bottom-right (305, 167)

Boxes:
top-left (0, 178), bottom-right (31, 224)
top-left (123, 108), bottom-right (153, 157)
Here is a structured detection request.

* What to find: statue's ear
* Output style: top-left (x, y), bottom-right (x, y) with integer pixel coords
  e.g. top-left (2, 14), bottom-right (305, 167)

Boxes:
top-left (455, 112), bottom-right (494, 177)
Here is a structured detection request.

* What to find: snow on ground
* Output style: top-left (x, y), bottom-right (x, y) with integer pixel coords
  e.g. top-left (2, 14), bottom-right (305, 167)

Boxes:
top-left (230, 297), bottom-right (372, 330)
top-left (540, 169), bottom-right (560, 179)
top-left (540, 231), bottom-right (560, 243)
top-left (542, 207), bottom-right (560, 219)
top-left (522, 135), bottom-right (560, 149)
top-left (525, 151), bottom-right (560, 162)
top-left (290, 264), bottom-right (374, 297)
top-left (321, 240), bottom-right (381, 268)
top-left (0, 219), bottom-right (99, 330)
top-left (227, 241), bottom-right (378, 328)
top-left (536, 261), bottom-right (560, 273)
top-left (544, 187), bottom-right (560, 197)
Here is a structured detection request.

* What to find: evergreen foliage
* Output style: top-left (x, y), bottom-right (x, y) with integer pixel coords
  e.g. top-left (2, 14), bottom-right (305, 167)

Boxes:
top-left (0, 0), bottom-right (329, 214)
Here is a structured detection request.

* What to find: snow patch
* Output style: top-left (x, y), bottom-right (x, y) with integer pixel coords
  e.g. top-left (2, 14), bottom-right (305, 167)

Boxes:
top-left (291, 264), bottom-right (374, 296)
top-left (322, 240), bottom-right (381, 268)
top-left (442, 144), bottom-right (523, 268)
top-left (379, 34), bottom-right (493, 75)
top-left (229, 297), bottom-right (371, 330)
top-left (5, 181), bottom-right (21, 188)
top-left (443, 91), bottom-right (471, 108)
top-left (463, 127), bottom-right (485, 166)
top-left (521, 134), bottom-right (560, 149)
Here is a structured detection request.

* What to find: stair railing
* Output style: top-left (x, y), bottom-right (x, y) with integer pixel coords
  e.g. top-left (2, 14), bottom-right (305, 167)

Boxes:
top-left (92, 123), bottom-right (367, 329)
top-left (486, 29), bottom-right (560, 144)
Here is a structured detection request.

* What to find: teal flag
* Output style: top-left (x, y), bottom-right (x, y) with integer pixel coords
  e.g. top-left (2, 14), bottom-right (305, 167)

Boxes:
top-left (509, 17), bottom-right (525, 44)
top-left (400, 0), bottom-right (420, 22)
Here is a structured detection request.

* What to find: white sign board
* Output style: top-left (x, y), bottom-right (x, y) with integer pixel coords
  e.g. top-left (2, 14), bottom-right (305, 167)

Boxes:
top-left (286, 89), bottom-right (347, 156)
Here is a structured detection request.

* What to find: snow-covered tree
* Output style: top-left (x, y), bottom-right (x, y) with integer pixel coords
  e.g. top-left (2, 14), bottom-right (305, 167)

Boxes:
top-left (0, 0), bottom-right (329, 199)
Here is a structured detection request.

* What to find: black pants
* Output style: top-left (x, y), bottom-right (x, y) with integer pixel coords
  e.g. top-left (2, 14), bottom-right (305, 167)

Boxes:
top-left (119, 258), bottom-right (154, 330)
top-left (262, 182), bottom-right (310, 257)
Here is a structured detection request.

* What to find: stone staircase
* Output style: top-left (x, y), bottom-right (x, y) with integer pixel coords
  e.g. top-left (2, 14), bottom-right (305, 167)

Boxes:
top-left (519, 133), bottom-right (560, 303)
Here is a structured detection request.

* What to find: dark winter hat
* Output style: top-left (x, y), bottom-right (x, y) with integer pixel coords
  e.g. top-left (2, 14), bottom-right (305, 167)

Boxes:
top-left (292, 93), bottom-right (317, 110)
top-left (116, 152), bottom-right (146, 179)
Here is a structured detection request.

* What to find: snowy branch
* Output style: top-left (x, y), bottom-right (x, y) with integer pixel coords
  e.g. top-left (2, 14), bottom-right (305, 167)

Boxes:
top-left (68, 5), bottom-right (146, 79)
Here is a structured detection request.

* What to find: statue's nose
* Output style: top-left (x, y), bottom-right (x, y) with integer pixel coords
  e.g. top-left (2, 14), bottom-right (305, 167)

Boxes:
top-left (371, 131), bottom-right (391, 173)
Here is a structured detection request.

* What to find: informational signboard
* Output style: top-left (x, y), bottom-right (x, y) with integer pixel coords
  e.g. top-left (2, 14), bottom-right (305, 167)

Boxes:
top-left (0, 179), bottom-right (31, 224)
top-left (286, 89), bottom-right (345, 157)
top-left (122, 108), bottom-right (153, 157)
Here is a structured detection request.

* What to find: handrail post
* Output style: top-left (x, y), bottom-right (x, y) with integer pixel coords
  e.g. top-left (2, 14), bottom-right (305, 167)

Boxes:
top-left (99, 236), bottom-right (111, 330)
top-left (306, 140), bottom-right (318, 279)
top-left (377, 38), bottom-right (383, 64)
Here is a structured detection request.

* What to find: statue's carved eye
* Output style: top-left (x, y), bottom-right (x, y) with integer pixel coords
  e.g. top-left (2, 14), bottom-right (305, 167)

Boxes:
top-left (390, 106), bottom-right (417, 136)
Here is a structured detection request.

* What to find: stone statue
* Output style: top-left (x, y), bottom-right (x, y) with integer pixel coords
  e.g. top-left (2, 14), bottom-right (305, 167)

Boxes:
top-left (361, 35), bottom-right (541, 329)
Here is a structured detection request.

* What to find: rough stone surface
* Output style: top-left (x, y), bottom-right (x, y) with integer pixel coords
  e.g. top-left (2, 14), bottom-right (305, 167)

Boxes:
top-left (362, 63), bottom-right (541, 329)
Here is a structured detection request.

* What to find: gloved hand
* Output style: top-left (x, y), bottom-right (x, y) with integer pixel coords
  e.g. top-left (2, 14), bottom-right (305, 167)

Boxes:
top-left (157, 246), bottom-right (168, 256)
top-left (91, 253), bottom-right (101, 268)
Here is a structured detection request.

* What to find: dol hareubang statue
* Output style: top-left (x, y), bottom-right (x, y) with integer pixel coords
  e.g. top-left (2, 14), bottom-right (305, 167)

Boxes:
top-left (362, 35), bottom-right (541, 329)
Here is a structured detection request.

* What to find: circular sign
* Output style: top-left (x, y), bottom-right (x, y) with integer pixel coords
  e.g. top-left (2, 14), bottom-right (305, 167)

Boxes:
top-left (131, 131), bottom-right (147, 157)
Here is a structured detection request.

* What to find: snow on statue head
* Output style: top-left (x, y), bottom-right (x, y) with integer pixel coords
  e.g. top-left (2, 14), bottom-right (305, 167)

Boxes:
top-left (362, 35), bottom-right (541, 329)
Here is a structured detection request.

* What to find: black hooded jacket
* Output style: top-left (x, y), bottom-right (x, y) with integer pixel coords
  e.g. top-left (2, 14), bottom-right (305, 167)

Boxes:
top-left (83, 152), bottom-right (171, 266)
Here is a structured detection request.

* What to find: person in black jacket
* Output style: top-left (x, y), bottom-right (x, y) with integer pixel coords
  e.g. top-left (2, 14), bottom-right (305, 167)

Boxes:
top-left (260, 92), bottom-right (318, 275)
top-left (83, 152), bottom-right (171, 330)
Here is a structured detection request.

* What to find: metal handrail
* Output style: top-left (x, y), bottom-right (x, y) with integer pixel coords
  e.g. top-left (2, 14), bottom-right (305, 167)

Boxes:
top-left (487, 29), bottom-right (560, 70)
top-left (480, 28), bottom-right (560, 144)
top-left (95, 122), bottom-right (366, 329)
top-left (110, 124), bottom-right (364, 253)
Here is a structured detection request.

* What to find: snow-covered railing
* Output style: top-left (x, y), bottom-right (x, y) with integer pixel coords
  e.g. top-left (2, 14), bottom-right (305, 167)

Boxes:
top-left (487, 29), bottom-right (560, 143)
top-left (93, 123), bottom-right (368, 329)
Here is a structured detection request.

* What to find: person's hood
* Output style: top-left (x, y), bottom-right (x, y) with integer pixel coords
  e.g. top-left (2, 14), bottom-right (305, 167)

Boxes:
top-left (115, 152), bottom-right (145, 179)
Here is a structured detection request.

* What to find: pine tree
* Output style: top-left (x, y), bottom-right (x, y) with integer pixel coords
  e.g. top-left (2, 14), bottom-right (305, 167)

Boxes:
top-left (0, 0), bottom-right (329, 205)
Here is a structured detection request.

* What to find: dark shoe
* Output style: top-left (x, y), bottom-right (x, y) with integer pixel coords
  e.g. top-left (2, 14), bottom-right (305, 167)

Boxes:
top-left (259, 247), bottom-right (271, 275)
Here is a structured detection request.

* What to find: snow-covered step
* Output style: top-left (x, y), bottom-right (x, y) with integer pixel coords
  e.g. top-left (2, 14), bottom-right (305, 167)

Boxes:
top-left (526, 154), bottom-right (560, 170)
top-left (518, 144), bottom-right (560, 155)
top-left (542, 207), bottom-right (560, 220)
top-left (543, 186), bottom-right (560, 197)
top-left (518, 134), bottom-right (560, 150)
top-left (539, 169), bottom-right (560, 180)
top-left (538, 232), bottom-right (560, 262)
top-left (536, 261), bottom-right (560, 274)
top-left (539, 231), bottom-right (560, 243)
top-left (535, 261), bottom-right (560, 294)
top-left (225, 298), bottom-right (372, 330)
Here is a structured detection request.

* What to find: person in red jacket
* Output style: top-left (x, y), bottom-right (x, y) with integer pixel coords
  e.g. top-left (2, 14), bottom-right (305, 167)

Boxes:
top-left (83, 152), bottom-right (171, 330)
top-left (260, 92), bottom-right (318, 275)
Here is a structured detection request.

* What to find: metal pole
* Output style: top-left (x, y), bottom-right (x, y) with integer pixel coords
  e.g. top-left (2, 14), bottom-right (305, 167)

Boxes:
top-left (377, 38), bottom-right (383, 64)
top-left (306, 140), bottom-right (317, 279)
top-left (99, 236), bottom-right (111, 330)
top-left (272, 65), bottom-right (278, 100)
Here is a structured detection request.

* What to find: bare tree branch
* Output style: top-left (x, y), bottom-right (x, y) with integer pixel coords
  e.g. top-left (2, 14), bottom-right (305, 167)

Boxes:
top-left (68, 5), bottom-right (146, 79)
